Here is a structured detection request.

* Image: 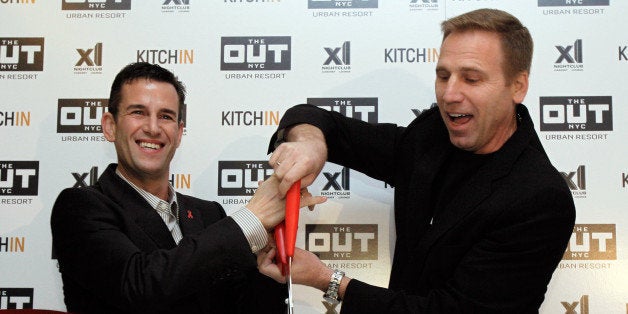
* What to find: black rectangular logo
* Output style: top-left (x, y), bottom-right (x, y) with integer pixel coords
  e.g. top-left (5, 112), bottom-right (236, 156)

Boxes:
top-left (539, 96), bottom-right (612, 131)
top-left (220, 36), bottom-right (291, 71)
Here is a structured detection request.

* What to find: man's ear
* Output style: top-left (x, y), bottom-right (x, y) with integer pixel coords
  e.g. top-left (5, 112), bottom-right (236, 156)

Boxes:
top-left (102, 112), bottom-right (116, 142)
top-left (512, 71), bottom-right (529, 104)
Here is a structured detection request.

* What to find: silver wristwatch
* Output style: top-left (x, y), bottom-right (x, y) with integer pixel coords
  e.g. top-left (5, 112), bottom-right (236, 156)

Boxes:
top-left (323, 269), bottom-right (345, 305)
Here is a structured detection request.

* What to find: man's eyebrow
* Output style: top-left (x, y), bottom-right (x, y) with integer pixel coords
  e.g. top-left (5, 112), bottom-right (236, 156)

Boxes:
top-left (125, 104), bottom-right (146, 111)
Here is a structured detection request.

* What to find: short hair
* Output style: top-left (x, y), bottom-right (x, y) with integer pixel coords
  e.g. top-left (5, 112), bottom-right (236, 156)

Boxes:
top-left (108, 62), bottom-right (186, 122)
top-left (441, 8), bottom-right (533, 83)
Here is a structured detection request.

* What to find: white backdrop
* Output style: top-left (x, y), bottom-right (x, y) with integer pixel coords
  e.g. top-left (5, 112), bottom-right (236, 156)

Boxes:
top-left (1, 1), bottom-right (626, 313)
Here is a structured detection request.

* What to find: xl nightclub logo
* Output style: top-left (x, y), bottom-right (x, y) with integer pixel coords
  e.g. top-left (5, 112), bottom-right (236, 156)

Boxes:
top-left (0, 37), bottom-right (44, 74)
top-left (220, 36), bottom-right (291, 71)
top-left (307, 97), bottom-right (378, 123)
top-left (0, 161), bottom-right (39, 196)
top-left (161, 0), bottom-right (190, 13)
top-left (540, 96), bottom-right (612, 140)
top-left (561, 295), bottom-right (589, 314)
top-left (563, 224), bottom-right (616, 260)
top-left (0, 288), bottom-right (33, 309)
top-left (74, 42), bottom-right (103, 75)
top-left (322, 41), bottom-right (351, 73)
top-left (62, 0), bottom-right (131, 10)
top-left (306, 224), bottom-right (378, 261)
top-left (321, 166), bottom-right (351, 199)
top-left (217, 161), bottom-right (273, 198)
top-left (559, 165), bottom-right (587, 199)
top-left (409, 0), bottom-right (438, 11)
top-left (554, 39), bottom-right (584, 71)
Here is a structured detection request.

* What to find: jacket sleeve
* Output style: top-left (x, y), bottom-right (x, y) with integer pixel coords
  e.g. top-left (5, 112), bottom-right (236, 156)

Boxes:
top-left (50, 187), bottom-right (274, 312)
top-left (269, 104), bottom-right (406, 185)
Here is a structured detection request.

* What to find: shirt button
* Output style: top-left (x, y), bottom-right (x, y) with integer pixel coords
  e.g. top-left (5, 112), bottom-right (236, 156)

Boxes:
top-left (251, 245), bottom-right (259, 252)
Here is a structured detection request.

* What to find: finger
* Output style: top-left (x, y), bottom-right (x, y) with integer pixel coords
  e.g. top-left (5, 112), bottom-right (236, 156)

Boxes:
top-left (300, 195), bottom-right (327, 209)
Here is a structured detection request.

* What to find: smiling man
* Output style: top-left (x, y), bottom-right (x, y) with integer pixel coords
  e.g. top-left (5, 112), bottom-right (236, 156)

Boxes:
top-left (261, 8), bottom-right (576, 314)
top-left (51, 62), bottom-right (324, 313)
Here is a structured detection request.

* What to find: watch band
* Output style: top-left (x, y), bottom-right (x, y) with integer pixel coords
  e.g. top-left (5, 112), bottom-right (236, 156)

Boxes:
top-left (323, 269), bottom-right (345, 305)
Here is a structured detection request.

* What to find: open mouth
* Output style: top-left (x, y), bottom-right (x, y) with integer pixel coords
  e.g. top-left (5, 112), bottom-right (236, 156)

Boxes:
top-left (448, 113), bottom-right (472, 124)
top-left (138, 141), bottom-right (163, 150)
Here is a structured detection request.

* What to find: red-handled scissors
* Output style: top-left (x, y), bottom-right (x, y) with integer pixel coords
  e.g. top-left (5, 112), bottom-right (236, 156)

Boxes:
top-left (274, 181), bottom-right (301, 314)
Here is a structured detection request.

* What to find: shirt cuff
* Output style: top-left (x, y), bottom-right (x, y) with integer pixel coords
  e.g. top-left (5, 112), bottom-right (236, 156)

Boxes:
top-left (230, 207), bottom-right (268, 253)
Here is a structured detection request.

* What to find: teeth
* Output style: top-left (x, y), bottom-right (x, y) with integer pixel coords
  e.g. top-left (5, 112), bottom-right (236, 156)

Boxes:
top-left (140, 142), bottom-right (160, 150)
top-left (449, 113), bottom-right (468, 118)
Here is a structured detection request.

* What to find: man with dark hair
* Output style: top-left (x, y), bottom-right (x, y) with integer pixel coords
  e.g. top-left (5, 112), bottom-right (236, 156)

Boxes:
top-left (51, 62), bottom-right (325, 313)
top-left (259, 9), bottom-right (575, 313)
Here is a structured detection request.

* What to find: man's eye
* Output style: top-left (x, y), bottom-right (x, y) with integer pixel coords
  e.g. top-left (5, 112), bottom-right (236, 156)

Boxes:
top-left (161, 115), bottom-right (174, 120)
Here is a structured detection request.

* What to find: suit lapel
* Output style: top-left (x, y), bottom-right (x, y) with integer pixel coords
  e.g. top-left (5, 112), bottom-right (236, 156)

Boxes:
top-left (177, 195), bottom-right (205, 236)
top-left (98, 164), bottom-right (177, 249)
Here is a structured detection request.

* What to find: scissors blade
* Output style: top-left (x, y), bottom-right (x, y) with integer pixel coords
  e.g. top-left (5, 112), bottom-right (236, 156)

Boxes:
top-left (287, 257), bottom-right (294, 314)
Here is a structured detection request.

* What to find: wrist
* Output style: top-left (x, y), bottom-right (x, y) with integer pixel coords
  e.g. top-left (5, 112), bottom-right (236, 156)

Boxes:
top-left (323, 269), bottom-right (346, 305)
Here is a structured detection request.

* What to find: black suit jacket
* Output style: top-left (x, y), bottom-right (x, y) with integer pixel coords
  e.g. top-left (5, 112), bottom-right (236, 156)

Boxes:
top-left (270, 104), bottom-right (575, 313)
top-left (51, 164), bottom-right (286, 314)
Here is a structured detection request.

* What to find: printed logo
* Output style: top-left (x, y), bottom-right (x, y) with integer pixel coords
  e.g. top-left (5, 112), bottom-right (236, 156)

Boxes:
top-left (75, 42), bottom-right (103, 74)
top-left (0, 161), bottom-right (39, 196)
top-left (539, 0), bottom-right (608, 6)
top-left (136, 48), bottom-right (194, 65)
top-left (161, 0), bottom-right (190, 13)
top-left (0, 0), bottom-right (36, 5)
top-left (71, 166), bottom-right (99, 188)
top-left (57, 98), bottom-right (108, 133)
top-left (169, 173), bottom-right (191, 190)
top-left (560, 165), bottom-right (586, 199)
top-left (554, 39), bottom-right (583, 71)
top-left (307, 97), bottom-right (378, 123)
top-left (411, 102), bottom-right (438, 117)
top-left (62, 0), bottom-right (131, 10)
top-left (308, 0), bottom-right (378, 9)
top-left (220, 36), bottom-right (291, 71)
top-left (561, 295), bottom-right (589, 314)
top-left (217, 161), bottom-right (273, 196)
top-left (0, 288), bottom-right (33, 309)
top-left (0, 237), bottom-right (25, 254)
top-left (322, 41), bottom-right (351, 73)
top-left (622, 172), bottom-right (627, 188)
top-left (384, 47), bottom-right (438, 63)
top-left (0, 111), bottom-right (30, 127)
top-left (619, 46), bottom-right (628, 61)
top-left (321, 166), bottom-right (350, 199)
top-left (539, 96), bottom-right (612, 132)
top-left (0, 37), bottom-right (44, 72)
top-left (409, 0), bottom-right (439, 11)
top-left (564, 224), bottom-right (616, 260)
top-left (221, 110), bottom-right (280, 126)
top-left (306, 224), bottom-right (378, 260)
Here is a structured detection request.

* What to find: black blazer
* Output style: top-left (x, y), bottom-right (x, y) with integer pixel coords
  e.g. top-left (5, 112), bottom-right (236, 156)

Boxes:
top-left (271, 104), bottom-right (576, 314)
top-left (51, 164), bottom-right (286, 314)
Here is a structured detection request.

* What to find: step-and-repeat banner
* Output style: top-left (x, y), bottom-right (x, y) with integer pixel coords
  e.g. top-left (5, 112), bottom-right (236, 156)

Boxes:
top-left (1, 1), bottom-right (626, 313)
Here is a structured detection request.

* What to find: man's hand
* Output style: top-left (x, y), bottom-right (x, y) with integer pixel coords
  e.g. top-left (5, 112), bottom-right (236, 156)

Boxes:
top-left (247, 175), bottom-right (326, 231)
top-left (269, 124), bottom-right (328, 196)
top-left (257, 247), bottom-right (333, 291)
